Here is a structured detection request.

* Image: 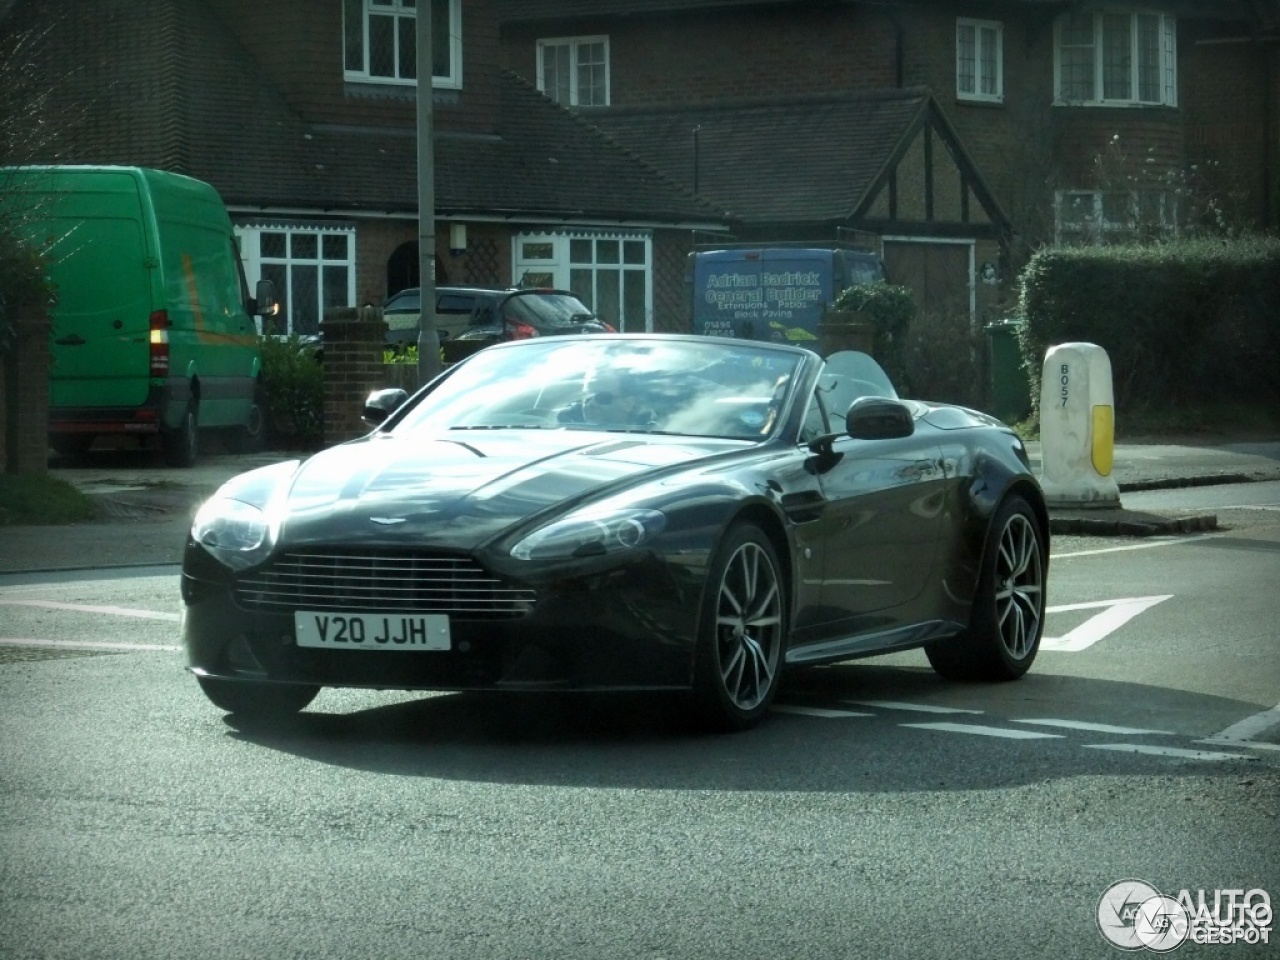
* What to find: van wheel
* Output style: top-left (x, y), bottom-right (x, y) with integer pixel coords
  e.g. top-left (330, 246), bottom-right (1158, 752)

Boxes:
top-left (50, 435), bottom-right (95, 463)
top-left (163, 402), bottom-right (199, 467)
top-left (227, 381), bottom-right (268, 453)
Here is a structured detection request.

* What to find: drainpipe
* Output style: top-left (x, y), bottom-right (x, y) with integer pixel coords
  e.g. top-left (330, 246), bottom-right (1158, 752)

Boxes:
top-left (693, 124), bottom-right (701, 195)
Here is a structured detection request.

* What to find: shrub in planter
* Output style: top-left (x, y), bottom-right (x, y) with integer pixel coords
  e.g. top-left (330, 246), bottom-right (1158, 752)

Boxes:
top-left (830, 283), bottom-right (915, 389)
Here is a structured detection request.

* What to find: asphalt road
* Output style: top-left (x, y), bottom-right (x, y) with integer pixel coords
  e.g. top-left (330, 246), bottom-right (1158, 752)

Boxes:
top-left (1, 488), bottom-right (1277, 960)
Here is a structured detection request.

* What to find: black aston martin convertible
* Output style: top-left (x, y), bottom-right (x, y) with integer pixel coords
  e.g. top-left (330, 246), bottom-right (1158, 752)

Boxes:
top-left (182, 334), bottom-right (1048, 731)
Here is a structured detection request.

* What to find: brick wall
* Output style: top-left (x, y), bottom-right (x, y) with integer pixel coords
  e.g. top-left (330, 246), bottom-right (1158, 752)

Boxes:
top-left (503, 7), bottom-right (898, 108)
top-left (1179, 20), bottom-right (1272, 227)
top-left (321, 306), bottom-right (387, 445)
top-left (652, 230), bottom-right (691, 333)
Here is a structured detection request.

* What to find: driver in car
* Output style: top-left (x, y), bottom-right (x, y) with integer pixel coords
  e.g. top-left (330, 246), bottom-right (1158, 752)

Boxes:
top-left (559, 369), bottom-right (655, 427)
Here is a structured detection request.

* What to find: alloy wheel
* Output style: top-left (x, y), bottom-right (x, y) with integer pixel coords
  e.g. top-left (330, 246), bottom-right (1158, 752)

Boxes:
top-left (993, 512), bottom-right (1044, 661)
top-left (714, 540), bottom-right (783, 711)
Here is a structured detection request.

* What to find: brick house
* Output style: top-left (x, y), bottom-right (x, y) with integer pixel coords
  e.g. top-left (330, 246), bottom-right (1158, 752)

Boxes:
top-left (3, 0), bottom-right (1277, 356)
top-left (501, 0), bottom-right (1280, 325)
top-left (1, 0), bottom-right (726, 339)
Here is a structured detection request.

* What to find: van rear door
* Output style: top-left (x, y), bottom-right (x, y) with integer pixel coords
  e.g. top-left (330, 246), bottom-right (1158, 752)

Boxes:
top-left (691, 249), bottom-right (832, 343)
top-left (39, 171), bottom-right (156, 409)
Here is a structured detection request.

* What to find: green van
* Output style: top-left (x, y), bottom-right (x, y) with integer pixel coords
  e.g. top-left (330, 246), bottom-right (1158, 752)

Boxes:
top-left (1, 165), bottom-right (275, 465)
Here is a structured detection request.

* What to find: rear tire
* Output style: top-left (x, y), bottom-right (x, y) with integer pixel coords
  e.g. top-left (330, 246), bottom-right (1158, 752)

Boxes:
top-left (690, 523), bottom-right (787, 732)
top-left (50, 435), bottom-right (95, 462)
top-left (926, 494), bottom-right (1046, 681)
top-left (196, 676), bottom-right (319, 718)
top-left (162, 401), bottom-right (198, 467)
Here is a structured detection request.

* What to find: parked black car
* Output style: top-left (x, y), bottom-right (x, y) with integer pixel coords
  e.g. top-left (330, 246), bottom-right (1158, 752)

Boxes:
top-left (383, 285), bottom-right (611, 357)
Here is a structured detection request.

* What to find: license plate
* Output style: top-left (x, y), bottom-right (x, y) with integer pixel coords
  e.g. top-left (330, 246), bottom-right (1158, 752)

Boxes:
top-left (294, 611), bottom-right (450, 651)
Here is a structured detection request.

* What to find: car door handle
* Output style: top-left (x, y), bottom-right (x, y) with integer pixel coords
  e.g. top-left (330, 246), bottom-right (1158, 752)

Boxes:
top-left (55, 334), bottom-right (86, 346)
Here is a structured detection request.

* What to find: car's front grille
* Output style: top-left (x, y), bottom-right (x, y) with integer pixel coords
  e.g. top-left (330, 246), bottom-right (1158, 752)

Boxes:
top-left (232, 549), bottom-right (535, 620)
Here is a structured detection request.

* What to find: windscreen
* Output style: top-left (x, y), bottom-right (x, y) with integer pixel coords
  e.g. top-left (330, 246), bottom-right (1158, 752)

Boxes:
top-left (390, 337), bottom-right (806, 440)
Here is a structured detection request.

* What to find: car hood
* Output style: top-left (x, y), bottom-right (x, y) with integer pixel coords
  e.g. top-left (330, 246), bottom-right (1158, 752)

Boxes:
top-left (268, 431), bottom-right (745, 551)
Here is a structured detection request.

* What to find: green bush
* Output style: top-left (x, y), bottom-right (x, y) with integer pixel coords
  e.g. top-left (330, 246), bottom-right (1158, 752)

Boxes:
top-left (384, 344), bottom-right (418, 364)
top-left (831, 283), bottom-right (915, 389)
top-left (1018, 236), bottom-right (1280, 417)
top-left (259, 335), bottom-right (323, 449)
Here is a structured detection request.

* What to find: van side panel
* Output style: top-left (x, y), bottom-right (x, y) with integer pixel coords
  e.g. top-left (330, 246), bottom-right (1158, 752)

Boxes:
top-left (144, 169), bottom-right (258, 429)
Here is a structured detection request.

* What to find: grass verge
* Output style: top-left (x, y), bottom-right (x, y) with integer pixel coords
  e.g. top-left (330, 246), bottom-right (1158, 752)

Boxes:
top-left (0, 472), bottom-right (98, 526)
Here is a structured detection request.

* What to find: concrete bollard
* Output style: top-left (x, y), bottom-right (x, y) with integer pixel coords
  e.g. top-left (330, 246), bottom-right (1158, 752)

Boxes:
top-left (1038, 342), bottom-right (1121, 508)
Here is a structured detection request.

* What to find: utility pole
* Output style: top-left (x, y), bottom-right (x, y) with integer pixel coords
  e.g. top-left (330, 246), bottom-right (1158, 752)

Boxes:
top-left (415, 1), bottom-right (442, 381)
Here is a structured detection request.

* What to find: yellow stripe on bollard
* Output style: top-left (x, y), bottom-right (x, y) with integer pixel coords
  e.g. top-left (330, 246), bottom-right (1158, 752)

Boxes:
top-left (1091, 405), bottom-right (1114, 476)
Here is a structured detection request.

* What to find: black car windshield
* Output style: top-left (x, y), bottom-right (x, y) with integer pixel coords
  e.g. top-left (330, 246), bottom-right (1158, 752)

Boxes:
top-left (503, 291), bottom-right (596, 325)
top-left (388, 337), bottom-right (806, 440)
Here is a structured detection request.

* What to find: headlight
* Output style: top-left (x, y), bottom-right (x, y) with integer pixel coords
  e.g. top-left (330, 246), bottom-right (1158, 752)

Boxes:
top-left (511, 508), bottom-right (666, 560)
top-left (192, 498), bottom-right (272, 570)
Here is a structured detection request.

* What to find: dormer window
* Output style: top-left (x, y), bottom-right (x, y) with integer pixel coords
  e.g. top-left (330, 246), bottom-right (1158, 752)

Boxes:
top-left (343, 0), bottom-right (462, 89)
top-left (537, 36), bottom-right (610, 106)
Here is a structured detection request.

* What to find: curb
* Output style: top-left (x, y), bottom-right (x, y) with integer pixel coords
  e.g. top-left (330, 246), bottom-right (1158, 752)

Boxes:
top-left (1049, 511), bottom-right (1218, 537)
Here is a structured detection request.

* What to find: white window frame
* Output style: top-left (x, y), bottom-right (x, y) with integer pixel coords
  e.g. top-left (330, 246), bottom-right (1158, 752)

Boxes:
top-left (1054, 189), bottom-right (1173, 244)
top-left (1054, 11), bottom-right (1177, 107)
top-left (513, 230), bottom-right (651, 332)
top-left (536, 36), bottom-right (610, 106)
top-left (956, 18), bottom-right (1003, 103)
top-left (235, 224), bottom-right (357, 337)
top-left (342, 0), bottom-right (462, 90)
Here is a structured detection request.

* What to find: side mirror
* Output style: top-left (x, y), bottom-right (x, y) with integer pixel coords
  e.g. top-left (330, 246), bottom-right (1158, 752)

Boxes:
top-left (845, 396), bottom-right (915, 440)
top-left (251, 279), bottom-right (277, 318)
top-left (362, 388), bottom-right (409, 427)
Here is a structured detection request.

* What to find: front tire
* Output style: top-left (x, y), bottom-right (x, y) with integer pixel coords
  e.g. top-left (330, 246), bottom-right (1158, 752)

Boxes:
top-left (926, 494), bottom-right (1046, 681)
top-left (162, 401), bottom-right (199, 467)
top-left (691, 523), bottom-right (787, 732)
top-left (196, 676), bottom-right (320, 718)
top-left (226, 380), bottom-right (267, 453)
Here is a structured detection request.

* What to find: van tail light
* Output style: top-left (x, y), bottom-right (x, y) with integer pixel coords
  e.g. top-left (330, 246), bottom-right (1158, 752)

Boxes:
top-left (149, 310), bottom-right (170, 376)
top-left (508, 321), bottom-right (538, 340)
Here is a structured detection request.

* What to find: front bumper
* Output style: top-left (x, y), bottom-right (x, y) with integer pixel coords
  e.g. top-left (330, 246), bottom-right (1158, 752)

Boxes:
top-left (182, 544), bottom-right (704, 693)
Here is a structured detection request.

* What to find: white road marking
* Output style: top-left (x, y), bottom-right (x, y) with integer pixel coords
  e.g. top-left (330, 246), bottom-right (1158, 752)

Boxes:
top-left (1196, 739), bottom-right (1280, 753)
top-left (844, 700), bottom-right (983, 714)
top-left (773, 705), bottom-right (872, 718)
top-left (0, 638), bottom-right (181, 652)
top-left (0, 599), bottom-right (181, 622)
top-left (1011, 718), bottom-right (1174, 735)
top-left (903, 722), bottom-right (1063, 740)
top-left (1210, 704), bottom-right (1280, 743)
top-left (1085, 743), bottom-right (1255, 761)
top-left (1040, 595), bottom-right (1172, 651)
top-left (1054, 535), bottom-right (1215, 559)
